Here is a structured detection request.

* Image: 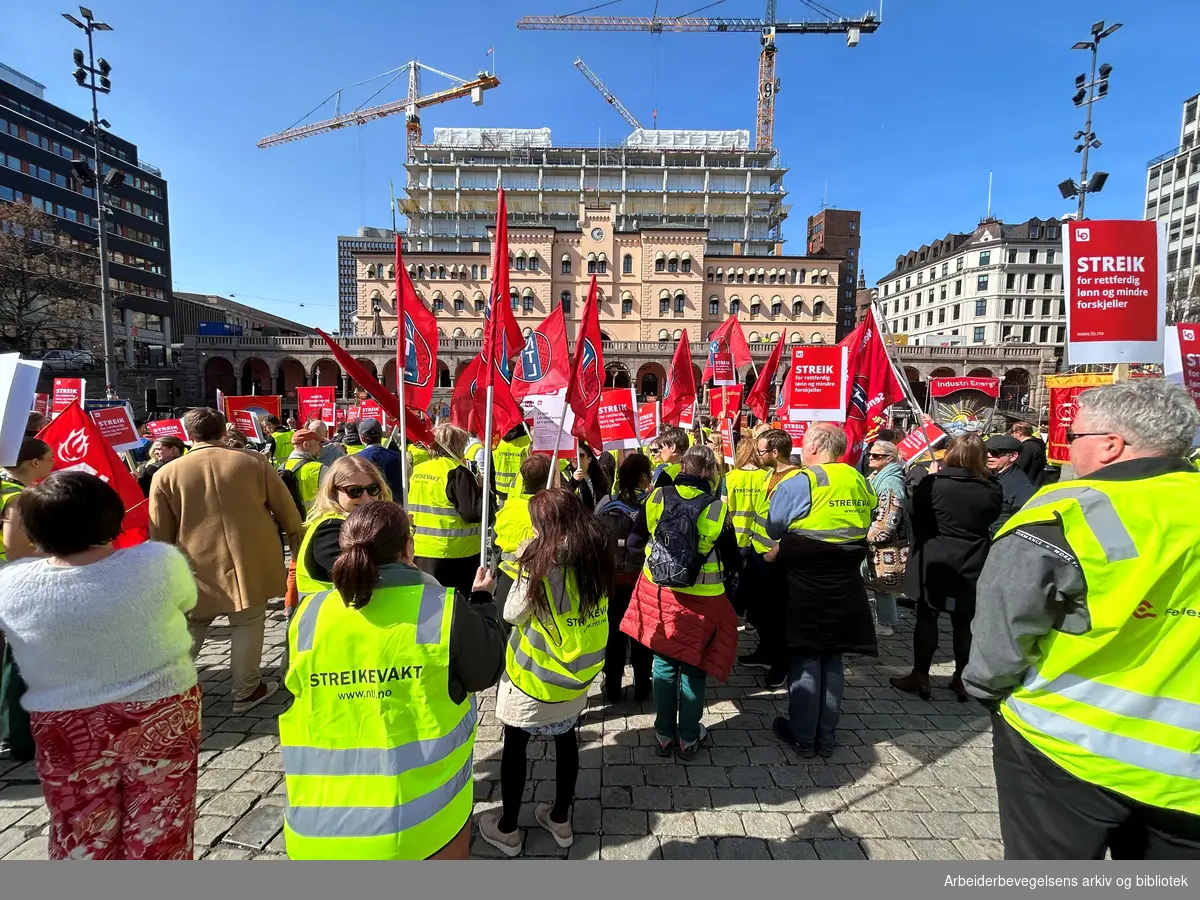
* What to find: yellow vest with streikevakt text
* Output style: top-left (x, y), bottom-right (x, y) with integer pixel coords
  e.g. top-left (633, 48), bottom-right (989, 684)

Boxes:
top-left (787, 463), bottom-right (876, 544)
top-left (280, 568), bottom-right (475, 859)
top-left (493, 434), bottom-right (531, 498)
top-left (723, 467), bottom-right (769, 550)
top-left (408, 456), bottom-right (481, 559)
top-left (996, 470), bottom-right (1200, 814)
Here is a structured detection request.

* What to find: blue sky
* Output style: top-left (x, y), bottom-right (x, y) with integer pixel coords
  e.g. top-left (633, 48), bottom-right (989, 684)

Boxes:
top-left (3, 0), bottom-right (1197, 330)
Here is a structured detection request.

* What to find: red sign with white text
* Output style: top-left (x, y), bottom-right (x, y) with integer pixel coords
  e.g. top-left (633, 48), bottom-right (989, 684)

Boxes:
top-left (719, 419), bottom-right (734, 464)
top-left (88, 404), bottom-right (141, 452)
top-left (1177, 324), bottom-right (1200, 410)
top-left (359, 400), bottom-right (384, 424)
top-left (230, 409), bottom-right (263, 440)
top-left (143, 419), bottom-right (189, 442)
top-left (31, 393), bottom-right (50, 418)
top-left (1064, 219), bottom-right (1166, 365)
top-left (928, 377), bottom-right (1000, 399)
top-left (637, 402), bottom-right (659, 444)
top-left (598, 389), bottom-right (639, 450)
top-left (712, 352), bottom-right (736, 386)
top-left (297, 386), bottom-right (337, 426)
top-left (678, 406), bottom-right (694, 429)
top-left (708, 386), bottom-right (743, 418)
top-left (52, 378), bottom-right (85, 415)
top-left (779, 420), bottom-right (807, 446)
top-left (1045, 373), bottom-right (1113, 464)
top-left (223, 395), bottom-right (280, 427)
top-left (787, 345), bottom-right (849, 422)
top-left (897, 422), bottom-right (947, 463)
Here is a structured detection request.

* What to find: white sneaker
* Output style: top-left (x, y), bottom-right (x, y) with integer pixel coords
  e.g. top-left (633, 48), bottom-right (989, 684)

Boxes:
top-left (477, 811), bottom-right (523, 857)
top-left (535, 803), bottom-right (574, 848)
top-left (875, 625), bottom-right (894, 637)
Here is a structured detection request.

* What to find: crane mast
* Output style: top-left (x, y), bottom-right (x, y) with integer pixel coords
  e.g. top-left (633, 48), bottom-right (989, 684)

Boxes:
top-left (573, 58), bottom-right (644, 131)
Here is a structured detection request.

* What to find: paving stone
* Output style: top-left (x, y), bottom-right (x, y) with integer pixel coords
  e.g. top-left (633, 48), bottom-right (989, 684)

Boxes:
top-left (909, 839), bottom-right (963, 860)
top-left (524, 828), bottom-right (569, 858)
top-left (573, 800), bottom-right (602, 834)
top-left (0, 784), bottom-right (44, 807)
top-left (961, 813), bottom-right (1003, 840)
top-left (877, 785), bottom-right (933, 811)
top-left (252, 852), bottom-right (289, 861)
top-left (0, 809), bottom-right (33, 831)
top-left (3, 837), bottom-right (48, 859)
top-left (692, 811), bottom-right (745, 837)
top-left (709, 787), bottom-right (759, 811)
top-left (918, 811), bottom-right (969, 839)
top-left (746, 746), bottom-right (788, 765)
top-left (208, 749), bottom-right (264, 770)
top-left (222, 805), bottom-right (282, 850)
top-left (649, 812), bottom-right (697, 837)
top-left (917, 787), bottom-right (977, 812)
top-left (874, 811), bottom-right (933, 839)
top-left (767, 839), bottom-right (819, 860)
top-left (786, 812), bottom-right (842, 840)
top-left (717, 837), bottom-right (771, 860)
top-left (953, 838), bottom-right (1004, 860)
top-left (601, 786), bottom-right (631, 808)
top-left (231, 771), bottom-right (282, 795)
top-left (671, 787), bottom-right (712, 811)
top-left (0, 828), bottom-right (30, 859)
top-left (602, 809), bottom-right (648, 835)
top-left (200, 732), bottom-right (245, 751)
top-left (575, 769), bottom-right (601, 799)
top-left (686, 766), bottom-right (729, 788)
top-left (568, 833), bottom-right (600, 860)
top-left (753, 788), bottom-right (803, 813)
top-left (194, 816), bottom-right (238, 848)
top-left (662, 838), bottom-right (716, 859)
top-left (201, 792), bottom-right (259, 819)
top-left (814, 839), bottom-right (866, 859)
top-left (833, 811), bottom-right (887, 839)
top-left (196, 769), bottom-right (241, 791)
top-left (603, 765), bottom-right (644, 786)
top-left (797, 788), bottom-right (844, 813)
top-left (708, 747), bottom-right (750, 766)
top-left (205, 847), bottom-right (254, 860)
top-left (860, 838), bottom-right (918, 860)
top-left (252, 752), bottom-right (285, 772)
top-left (728, 766), bottom-right (772, 788)
top-left (632, 786), bottom-right (672, 811)
top-left (599, 834), bottom-right (660, 859)
top-left (643, 765), bottom-right (687, 786)
top-left (740, 812), bottom-right (793, 839)
top-left (767, 765), bottom-right (814, 789)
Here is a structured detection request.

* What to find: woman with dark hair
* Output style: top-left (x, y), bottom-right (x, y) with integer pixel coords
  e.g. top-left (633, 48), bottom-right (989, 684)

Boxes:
top-left (0, 472), bottom-right (200, 859)
top-left (594, 452), bottom-right (654, 702)
top-left (568, 443), bottom-right (613, 511)
top-left (280, 501), bottom-right (506, 859)
top-left (478, 489), bottom-right (614, 857)
top-left (893, 434), bottom-right (1002, 701)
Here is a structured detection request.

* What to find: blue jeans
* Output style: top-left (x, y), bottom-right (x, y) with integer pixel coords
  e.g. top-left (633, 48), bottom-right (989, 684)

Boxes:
top-left (652, 654), bottom-right (707, 747)
top-left (873, 592), bottom-right (898, 627)
top-left (786, 653), bottom-right (844, 747)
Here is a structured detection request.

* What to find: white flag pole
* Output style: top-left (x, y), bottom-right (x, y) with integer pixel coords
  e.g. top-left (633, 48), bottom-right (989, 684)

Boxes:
top-left (869, 298), bottom-right (937, 466)
top-left (394, 239), bottom-right (410, 505)
top-left (480, 384), bottom-right (495, 569)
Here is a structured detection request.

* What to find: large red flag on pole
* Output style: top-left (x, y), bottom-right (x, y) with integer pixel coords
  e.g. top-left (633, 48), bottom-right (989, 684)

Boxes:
top-left (450, 353), bottom-right (483, 433)
top-left (702, 316), bottom-right (752, 382)
top-left (476, 188), bottom-right (525, 441)
top-left (315, 329), bottom-right (433, 446)
top-left (746, 335), bottom-right (786, 422)
top-left (839, 308), bottom-right (906, 464)
top-left (394, 238), bottom-right (439, 414)
top-left (662, 329), bottom-right (697, 426)
top-left (566, 276), bottom-right (605, 451)
top-left (512, 304), bottom-right (570, 401)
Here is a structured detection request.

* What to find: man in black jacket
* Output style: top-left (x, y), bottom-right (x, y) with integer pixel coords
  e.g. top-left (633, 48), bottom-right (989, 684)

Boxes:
top-left (984, 435), bottom-right (1037, 536)
top-left (1011, 422), bottom-right (1047, 485)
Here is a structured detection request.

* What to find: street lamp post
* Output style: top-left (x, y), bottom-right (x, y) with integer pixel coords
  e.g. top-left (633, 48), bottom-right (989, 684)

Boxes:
top-left (63, 6), bottom-right (119, 398)
top-left (1057, 20), bottom-right (1121, 220)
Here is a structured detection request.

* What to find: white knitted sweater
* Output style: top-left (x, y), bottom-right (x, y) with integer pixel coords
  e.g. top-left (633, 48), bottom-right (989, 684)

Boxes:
top-left (0, 542), bottom-right (198, 711)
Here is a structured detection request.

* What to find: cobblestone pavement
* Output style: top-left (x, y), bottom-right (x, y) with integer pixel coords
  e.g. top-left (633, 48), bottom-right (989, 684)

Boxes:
top-left (0, 601), bottom-right (1003, 861)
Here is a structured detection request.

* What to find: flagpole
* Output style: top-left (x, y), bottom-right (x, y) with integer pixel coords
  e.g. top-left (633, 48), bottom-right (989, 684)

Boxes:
top-left (395, 238), bottom-right (409, 504)
top-left (481, 383), bottom-right (495, 569)
top-left (869, 298), bottom-right (937, 466)
top-left (547, 395), bottom-right (569, 490)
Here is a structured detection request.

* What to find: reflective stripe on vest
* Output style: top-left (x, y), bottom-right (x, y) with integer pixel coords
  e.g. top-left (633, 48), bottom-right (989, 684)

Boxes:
top-left (494, 494), bottom-right (534, 579)
top-left (504, 568), bottom-right (608, 702)
top-left (493, 435), bottom-right (531, 496)
top-left (408, 457), bottom-right (481, 558)
top-left (280, 576), bottom-right (475, 859)
top-left (997, 471), bottom-right (1200, 814)
top-left (641, 483), bottom-right (728, 596)
top-left (271, 431), bottom-right (295, 467)
top-left (786, 464), bottom-right (875, 544)
top-left (724, 468), bottom-right (769, 550)
top-left (283, 457), bottom-right (323, 514)
top-left (295, 513), bottom-right (345, 595)
top-left (750, 467), bottom-right (802, 553)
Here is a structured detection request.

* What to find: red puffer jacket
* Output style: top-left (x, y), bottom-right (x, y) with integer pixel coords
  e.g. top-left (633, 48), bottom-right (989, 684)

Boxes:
top-left (620, 574), bottom-right (738, 681)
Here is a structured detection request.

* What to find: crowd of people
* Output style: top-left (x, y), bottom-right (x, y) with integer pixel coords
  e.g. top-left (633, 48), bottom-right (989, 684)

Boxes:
top-left (0, 376), bottom-right (1197, 860)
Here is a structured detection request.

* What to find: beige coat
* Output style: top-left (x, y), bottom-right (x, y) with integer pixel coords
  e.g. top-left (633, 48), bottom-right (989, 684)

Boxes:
top-left (149, 443), bottom-right (304, 619)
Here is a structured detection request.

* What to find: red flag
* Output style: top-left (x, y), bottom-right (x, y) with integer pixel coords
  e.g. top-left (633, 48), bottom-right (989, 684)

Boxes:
top-left (451, 354), bottom-right (483, 433)
top-left (475, 188), bottom-right (525, 439)
top-left (395, 237), bottom-right (439, 413)
top-left (315, 329), bottom-right (433, 445)
top-left (37, 401), bottom-right (147, 549)
top-left (746, 336), bottom-right (786, 422)
top-left (566, 276), bottom-right (605, 450)
top-left (662, 329), bottom-right (697, 426)
top-left (839, 308), bottom-right (906, 464)
top-left (702, 316), bottom-right (752, 382)
top-left (512, 305), bottom-right (569, 401)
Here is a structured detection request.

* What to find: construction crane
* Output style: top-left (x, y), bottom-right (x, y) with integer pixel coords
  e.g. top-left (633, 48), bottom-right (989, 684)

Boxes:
top-left (518, 2), bottom-right (880, 151)
top-left (257, 60), bottom-right (500, 161)
top-left (574, 57), bottom-right (645, 131)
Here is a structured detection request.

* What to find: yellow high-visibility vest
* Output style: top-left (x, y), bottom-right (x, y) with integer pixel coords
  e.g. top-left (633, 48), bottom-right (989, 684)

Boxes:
top-left (996, 470), bottom-right (1200, 814)
top-left (494, 492), bottom-right (534, 580)
top-left (642, 482), bottom-right (728, 596)
top-left (295, 511), bottom-right (345, 595)
top-left (408, 456), bottom-right (481, 559)
top-left (343, 443), bottom-right (366, 455)
top-left (271, 430), bottom-right (295, 467)
top-left (283, 456), bottom-right (323, 514)
top-left (787, 463), bottom-right (876, 544)
top-left (724, 467), bottom-right (770, 549)
top-left (493, 434), bottom-right (531, 498)
top-left (750, 466), bottom-right (803, 553)
top-left (505, 567), bottom-right (608, 703)
top-left (0, 479), bottom-right (24, 561)
top-left (280, 570), bottom-right (476, 859)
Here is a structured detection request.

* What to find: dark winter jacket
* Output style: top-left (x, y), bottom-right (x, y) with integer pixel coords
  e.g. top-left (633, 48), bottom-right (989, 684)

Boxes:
top-left (991, 464), bottom-right (1038, 536)
top-left (776, 533), bottom-right (878, 657)
top-left (1015, 437), bottom-right (1047, 485)
top-left (903, 466), bottom-right (1003, 616)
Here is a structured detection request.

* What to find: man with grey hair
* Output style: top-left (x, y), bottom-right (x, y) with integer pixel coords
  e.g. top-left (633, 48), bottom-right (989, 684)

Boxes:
top-left (964, 378), bottom-right (1200, 860)
top-left (305, 419), bottom-right (346, 467)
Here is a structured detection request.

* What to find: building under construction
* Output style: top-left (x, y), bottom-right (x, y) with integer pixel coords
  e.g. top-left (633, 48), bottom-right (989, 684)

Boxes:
top-left (400, 127), bottom-right (789, 258)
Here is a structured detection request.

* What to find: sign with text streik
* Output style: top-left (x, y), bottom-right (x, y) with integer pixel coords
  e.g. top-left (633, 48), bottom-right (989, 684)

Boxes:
top-left (712, 352), bottom-right (736, 386)
top-left (779, 420), bottom-right (807, 446)
top-left (1165, 324), bottom-right (1200, 447)
top-left (598, 388), bottom-right (639, 450)
top-left (52, 377), bottom-right (85, 415)
top-left (897, 422), bottom-right (947, 464)
top-left (88, 403), bottom-right (141, 453)
top-left (787, 344), bottom-right (849, 422)
top-left (143, 419), bottom-right (190, 442)
top-left (1064, 219), bottom-right (1167, 365)
top-left (637, 401), bottom-right (659, 445)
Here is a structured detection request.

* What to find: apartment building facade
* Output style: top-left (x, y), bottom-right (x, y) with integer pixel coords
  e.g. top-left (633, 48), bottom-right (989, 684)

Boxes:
top-left (1144, 92), bottom-right (1200, 322)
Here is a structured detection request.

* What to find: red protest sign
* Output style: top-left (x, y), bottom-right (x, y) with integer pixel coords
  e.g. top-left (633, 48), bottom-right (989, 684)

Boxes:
top-left (359, 400), bottom-right (384, 423)
top-left (1064, 219), bottom-right (1166, 365)
top-left (143, 419), bottom-right (189, 442)
top-left (598, 389), bottom-right (639, 450)
top-left (52, 378), bottom-right (85, 415)
top-left (897, 422), bottom-right (947, 463)
top-left (297, 386), bottom-right (336, 426)
top-left (719, 419), bottom-right (734, 464)
top-left (1175, 324), bottom-right (1200, 410)
top-left (678, 405), bottom-right (695, 429)
top-left (708, 386), bottom-right (743, 418)
top-left (712, 352), bottom-right (736, 386)
top-left (928, 377), bottom-right (1000, 398)
top-left (223, 395), bottom-right (280, 426)
top-left (31, 393), bottom-right (50, 418)
top-left (786, 345), bottom-right (849, 422)
top-left (230, 409), bottom-right (263, 440)
top-left (779, 420), bottom-right (807, 445)
top-left (637, 401), bottom-right (659, 444)
top-left (88, 403), bottom-right (141, 452)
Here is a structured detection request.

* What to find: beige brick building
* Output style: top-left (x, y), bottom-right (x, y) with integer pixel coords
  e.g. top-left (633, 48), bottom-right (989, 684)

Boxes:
top-left (353, 203), bottom-right (841, 347)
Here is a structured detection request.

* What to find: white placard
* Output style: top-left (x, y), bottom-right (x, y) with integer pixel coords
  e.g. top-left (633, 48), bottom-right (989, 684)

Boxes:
top-left (0, 354), bottom-right (44, 467)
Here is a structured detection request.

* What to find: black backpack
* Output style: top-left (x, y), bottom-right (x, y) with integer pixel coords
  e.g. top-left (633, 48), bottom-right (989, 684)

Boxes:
top-left (597, 497), bottom-right (644, 585)
top-left (646, 486), bottom-right (716, 588)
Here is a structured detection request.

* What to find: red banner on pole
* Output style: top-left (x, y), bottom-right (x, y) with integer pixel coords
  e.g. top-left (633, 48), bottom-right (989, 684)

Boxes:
top-left (51, 378), bottom-right (85, 415)
top-left (708, 386), bottom-right (743, 419)
top-left (1064, 219), bottom-right (1166, 365)
top-left (786, 345), bottom-right (849, 422)
top-left (929, 377), bottom-right (1000, 398)
top-left (598, 389), bottom-right (640, 450)
top-left (1045, 373), bottom-right (1113, 464)
top-left (144, 419), bottom-right (189, 442)
top-left (897, 422), bottom-right (947, 463)
top-left (223, 395), bottom-right (281, 424)
top-left (297, 386), bottom-right (336, 426)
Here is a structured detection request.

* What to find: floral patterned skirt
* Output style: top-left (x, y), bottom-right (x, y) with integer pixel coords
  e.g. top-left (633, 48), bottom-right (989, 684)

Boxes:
top-left (29, 684), bottom-right (202, 860)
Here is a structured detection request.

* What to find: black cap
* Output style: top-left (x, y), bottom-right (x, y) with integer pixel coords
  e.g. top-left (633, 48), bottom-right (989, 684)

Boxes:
top-left (359, 417), bottom-right (383, 440)
top-left (985, 435), bottom-right (1023, 453)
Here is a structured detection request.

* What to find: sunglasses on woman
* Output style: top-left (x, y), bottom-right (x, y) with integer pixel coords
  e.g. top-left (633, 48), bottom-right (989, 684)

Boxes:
top-left (337, 483), bottom-right (383, 499)
top-left (868, 452), bottom-right (891, 460)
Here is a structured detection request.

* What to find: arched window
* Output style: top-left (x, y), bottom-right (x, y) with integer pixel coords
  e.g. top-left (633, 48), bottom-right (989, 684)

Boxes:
top-left (813, 300), bottom-right (826, 319)
top-left (768, 271), bottom-right (777, 284)
top-left (386, 264), bottom-right (395, 279)
top-left (659, 297), bottom-right (670, 315)
top-left (597, 258), bottom-right (607, 274)
top-left (674, 293), bottom-right (686, 314)
top-left (668, 254), bottom-right (679, 273)
top-left (510, 291), bottom-right (519, 312)
top-left (769, 332), bottom-right (779, 342)
top-left (561, 254), bottom-right (571, 275)
top-left (417, 265), bottom-right (425, 279)
top-left (771, 298), bottom-right (782, 317)
top-left (796, 268), bottom-right (805, 284)
top-left (366, 264), bottom-right (377, 278)
top-left (655, 252), bottom-right (666, 273)
top-left (750, 297), bottom-right (761, 316)
top-left (622, 295), bottom-right (633, 315)
top-left (673, 329), bottom-right (683, 340)
top-left (473, 327), bottom-right (484, 338)
top-left (560, 291), bottom-right (571, 314)
top-left (523, 294), bottom-right (535, 313)
top-left (433, 294), bottom-right (444, 312)
top-left (474, 292), bottom-right (485, 312)
top-left (792, 299), bottom-right (803, 318)
top-left (681, 254), bottom-right (692, 273)
top-left (529, 254), bottom-right (540, 272)
top-left (523, 327), bottom-right (533, 338)
top-left (623, 254), bottom-right (634, 275)
top-left (811, 332), bottom-right (825, 343)
top-left (658, 329), bottom-right (670, 342)
top-left (790, 268), bottom-right (798, 284)
top-left (454, 293), bottom-right (465, 311)
top-left (471, 264), bottom-right (479, 280)
top-left (730, 298), bottom-right (741, 315)
top-left (790, 332), bottom-right (802, 344)
top-left (438, 266), bottom-right (446, 280)
top-left (480, 264), bottom-right (487, 279)
top-left (716, 268), bottom-right (724, 283)
top-left (708, 297), bottom-right (719, 316)
top-left (514, 255), bottom-right (526, 271)
top-left (749, 331), bottom-right (761, 342)
top-left (707, 268), bottom-right (715, 282)
top-left (452, 327), bottom-right (466, 338)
